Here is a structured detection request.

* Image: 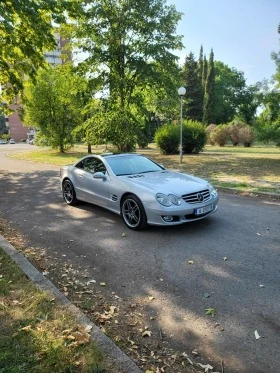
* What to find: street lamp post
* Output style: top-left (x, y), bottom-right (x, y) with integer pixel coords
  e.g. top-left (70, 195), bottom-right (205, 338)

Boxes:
top-left (178, 87), bottom-right (186, 165)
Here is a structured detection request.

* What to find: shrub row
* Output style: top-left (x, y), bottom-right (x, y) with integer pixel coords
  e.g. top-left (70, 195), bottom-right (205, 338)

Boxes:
top-left (206, 122), bottom-right (254, 147)
top-left (155, 120), bottom-right (207, 155)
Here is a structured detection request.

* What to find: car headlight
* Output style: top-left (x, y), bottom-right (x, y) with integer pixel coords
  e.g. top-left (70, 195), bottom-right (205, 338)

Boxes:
top-left (208, 183), bottom-right (218, 197)
top-left (156, 193), bottom-right (181, 207)
top-left (169, 194), bottom-right (181, 205)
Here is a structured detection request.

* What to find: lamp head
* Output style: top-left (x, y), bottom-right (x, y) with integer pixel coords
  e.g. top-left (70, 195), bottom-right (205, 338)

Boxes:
top-left (178, 87), bottom-right (186, 96)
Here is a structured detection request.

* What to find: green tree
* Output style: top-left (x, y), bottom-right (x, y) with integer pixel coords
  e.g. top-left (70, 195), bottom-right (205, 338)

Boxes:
top-left (202, 55), bottom-right (208, 92)
top-left (256, 25), bottom-right (280, 146)
top-left (72, 79), bottom-right (102, 153)
top-left (256, 85), bottom-right (280, 145)
top-left (237, 84), bottom-right (260, 125)
top-left (213, 61), bottom-right (257, 124)
top-left (23, 64), bottom-right (85, 152)
top-left (70, 0), bottom-right (183, 151)
top-left (203, 49), bottom-right (215, 124)
top-left (0, 0), bottom-right (75, 103)
top-left (271, 23), bottom-right (280, 86)
top-left (261, 89), bottom-right (280, 122)
top-left (198, 45), bottom-right (204, 86)
top-left (181, 52), bottom-right (203, 121)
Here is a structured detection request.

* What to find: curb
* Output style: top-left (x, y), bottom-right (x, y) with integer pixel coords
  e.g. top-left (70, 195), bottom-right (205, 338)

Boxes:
top-left (216, 187), bottom-right (280, 200)
top-left (0, 234), bottom-right (142, 373)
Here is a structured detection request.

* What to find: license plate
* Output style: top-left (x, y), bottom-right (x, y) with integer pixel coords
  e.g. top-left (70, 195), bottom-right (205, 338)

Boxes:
top-left (194, 204), bottom-right (214, 215)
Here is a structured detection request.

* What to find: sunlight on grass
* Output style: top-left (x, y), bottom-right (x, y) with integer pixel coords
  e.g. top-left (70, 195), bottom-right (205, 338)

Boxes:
top-left (9, 150), bottom-right (88, 166)
top-left (204, 145), bottom-right (280, 155)
top-left (0, 248), bottom-right (106, 373)
top-left (9, 144), bottom-right (280, 194)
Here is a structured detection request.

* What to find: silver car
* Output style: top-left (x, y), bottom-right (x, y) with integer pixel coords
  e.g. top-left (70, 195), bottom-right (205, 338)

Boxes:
top-left (60, 153), bottom-right (219, 230)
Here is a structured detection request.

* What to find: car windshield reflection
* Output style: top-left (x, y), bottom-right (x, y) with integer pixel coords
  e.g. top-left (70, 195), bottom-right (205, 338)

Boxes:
top-left (106, 155), bottom-right (163, 176)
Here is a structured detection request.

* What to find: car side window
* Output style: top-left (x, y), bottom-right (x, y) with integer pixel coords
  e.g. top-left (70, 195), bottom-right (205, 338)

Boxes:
top-left (76, 157), bottom-right (107, 175)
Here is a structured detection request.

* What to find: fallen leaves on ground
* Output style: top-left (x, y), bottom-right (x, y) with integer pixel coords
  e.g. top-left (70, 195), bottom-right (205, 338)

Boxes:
top-left (63, 326), bottom-right (91, 346)
top-left (0, 218), bottom-right (219, 373)
top-left (19, 325), bottom-right (32, 332)
top-left (142, 330), bottom-right (152, 337)
top-left (196, 363), bottom-right (214, 372)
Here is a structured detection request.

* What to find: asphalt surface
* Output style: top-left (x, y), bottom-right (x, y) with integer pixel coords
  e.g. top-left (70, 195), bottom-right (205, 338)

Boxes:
top-left (0, 144), bottom-right (280, 373)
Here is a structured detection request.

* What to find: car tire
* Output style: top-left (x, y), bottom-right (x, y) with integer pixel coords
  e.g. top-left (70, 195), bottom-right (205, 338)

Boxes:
top-left (121, 194), bottom-right (147, 230)
top-left (62, 179), bottom-right (78, 205)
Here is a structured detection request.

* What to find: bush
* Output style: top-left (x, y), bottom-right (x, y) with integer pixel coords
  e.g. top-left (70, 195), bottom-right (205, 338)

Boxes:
top-left (239, 125), bottom-right (254, 147)
top-left (228, 122), bottom-right (241, 146)
top-left (205, 124), bottom-right (217, 145)
top-left (228, 121), bottom-right (253, 146)
top-left (210, 125), bottom-right (229, 146)
top-left (182, 120), bottom-right (207, 154)
top-left (155, 124), bottom-right (179, 154)
top-left (1, 133), bottom-right (10, 141)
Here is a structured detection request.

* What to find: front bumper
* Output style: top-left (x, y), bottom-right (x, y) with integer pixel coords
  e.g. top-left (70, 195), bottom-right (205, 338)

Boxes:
top-left (143, 195), bottom-right (219, 226)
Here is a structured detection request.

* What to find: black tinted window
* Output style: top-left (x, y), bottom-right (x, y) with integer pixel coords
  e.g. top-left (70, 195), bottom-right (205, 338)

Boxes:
top-left (76, 157), bottom-right (106, 174)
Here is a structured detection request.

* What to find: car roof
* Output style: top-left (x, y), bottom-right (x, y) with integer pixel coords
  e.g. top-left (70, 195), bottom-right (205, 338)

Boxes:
top-left (73, 153), bottom-right (141, 166)
top-left (100, 153), bottom-right (140, 158)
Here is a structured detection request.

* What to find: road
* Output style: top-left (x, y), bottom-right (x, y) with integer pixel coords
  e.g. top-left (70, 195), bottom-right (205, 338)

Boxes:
top-left (0, 144), bottom-right (279, 372)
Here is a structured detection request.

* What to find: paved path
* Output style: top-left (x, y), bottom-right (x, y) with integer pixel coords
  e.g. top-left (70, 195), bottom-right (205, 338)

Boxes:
top-left (0, 144), bottom-right (280, 372)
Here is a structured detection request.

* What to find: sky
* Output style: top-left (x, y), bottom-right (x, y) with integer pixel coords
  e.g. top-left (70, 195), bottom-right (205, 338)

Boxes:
top-left (166, 0), bottom-right (280, 85)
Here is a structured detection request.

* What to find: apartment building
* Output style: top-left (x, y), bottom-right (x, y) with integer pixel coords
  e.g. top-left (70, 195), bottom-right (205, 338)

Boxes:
top-left (44, 33), bottom-right (70, 66)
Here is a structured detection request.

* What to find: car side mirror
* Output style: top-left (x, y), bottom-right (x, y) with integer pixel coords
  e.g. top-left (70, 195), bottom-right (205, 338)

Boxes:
top-left (93, 172), bottom-right (106, 180)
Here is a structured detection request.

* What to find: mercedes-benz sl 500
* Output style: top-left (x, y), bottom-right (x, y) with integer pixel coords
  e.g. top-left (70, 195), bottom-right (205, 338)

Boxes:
top-left (60, 153), bottom-right (219, 230)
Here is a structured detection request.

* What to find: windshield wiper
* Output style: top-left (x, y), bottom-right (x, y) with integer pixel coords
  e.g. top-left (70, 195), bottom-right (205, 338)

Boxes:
top-left (137, 170), bottom-right (158, 174)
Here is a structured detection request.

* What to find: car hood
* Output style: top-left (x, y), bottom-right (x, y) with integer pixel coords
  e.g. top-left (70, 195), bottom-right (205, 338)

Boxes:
top-left (120, 171), bottom-right (208, 196)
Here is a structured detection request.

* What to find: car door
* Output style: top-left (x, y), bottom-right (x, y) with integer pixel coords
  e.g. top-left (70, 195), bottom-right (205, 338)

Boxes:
top-left (73, 157), bottom-right (109, 208)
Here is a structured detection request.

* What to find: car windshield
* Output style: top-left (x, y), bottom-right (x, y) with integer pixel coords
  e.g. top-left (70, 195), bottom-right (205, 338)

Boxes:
top-left (106, 155), bottom-right (164, 176)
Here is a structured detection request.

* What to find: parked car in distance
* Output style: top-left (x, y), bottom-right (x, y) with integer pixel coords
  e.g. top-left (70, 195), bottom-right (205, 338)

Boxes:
top-left (9, 139), bottom-right (15, 144)
top-left (60, 153), bottom-right (219, 230)
top-left (0, 139), bottom-right (7, 144)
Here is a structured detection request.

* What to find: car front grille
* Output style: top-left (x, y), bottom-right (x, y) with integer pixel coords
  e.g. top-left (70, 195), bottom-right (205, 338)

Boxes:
top-left (182, 189), bottom-right (210, 204)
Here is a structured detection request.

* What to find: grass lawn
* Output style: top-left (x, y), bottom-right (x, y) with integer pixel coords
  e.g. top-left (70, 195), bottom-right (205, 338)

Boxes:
top-left (0, 247), bottom-right (106, 373)
top-left (10, 144), bottom-right (280, 194)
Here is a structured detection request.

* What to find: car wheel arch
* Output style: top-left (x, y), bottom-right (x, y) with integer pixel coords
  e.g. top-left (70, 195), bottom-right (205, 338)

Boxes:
top-left (62, 176), bottom-right (71, 184)
top-left (120, 192), bottom-right (147, 230)
top-left (120, 192), bottom-right (143, 207)
top-left (62, 178), bottom-right (78, 205)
